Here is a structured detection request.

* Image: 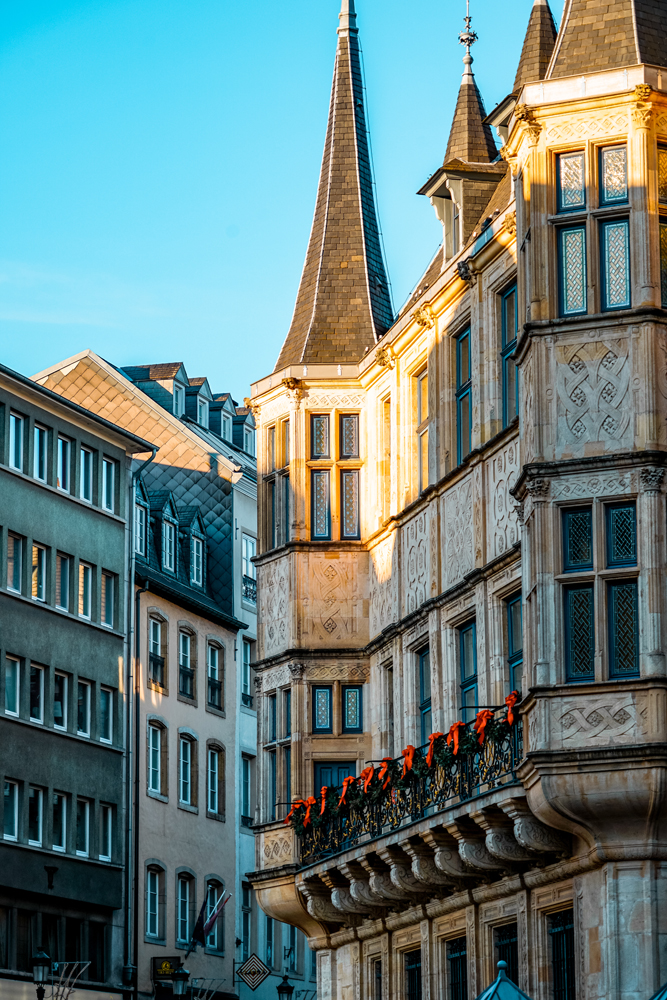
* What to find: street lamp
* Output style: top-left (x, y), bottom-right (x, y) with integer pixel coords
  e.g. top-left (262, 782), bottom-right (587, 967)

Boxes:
top-left (32, 950), bottom-right (51, 1000)
top-left (277, 975), bottom-right (294, 1000)
top-left (172, 968), bottom-right (190, 997)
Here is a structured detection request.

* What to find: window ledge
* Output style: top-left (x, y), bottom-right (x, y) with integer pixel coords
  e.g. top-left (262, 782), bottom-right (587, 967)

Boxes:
top-left (206, 704), bottom-right (227, 719)
top-left (145, 936), bottom-right (167, 947)
top-left (178, 802), bottom-right (199, 815)
top-left (206, 810), bottom-right (225, 823)
top-left (147, 790), bottom-right (169, 804)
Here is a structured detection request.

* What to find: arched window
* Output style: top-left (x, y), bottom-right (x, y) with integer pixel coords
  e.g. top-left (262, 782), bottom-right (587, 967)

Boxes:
top-left (206, 743), bottom-right (225, 819)
top-left (145, 863), bottom-right (165, 941)
top-left (206, 878), bottom-right (225, 953)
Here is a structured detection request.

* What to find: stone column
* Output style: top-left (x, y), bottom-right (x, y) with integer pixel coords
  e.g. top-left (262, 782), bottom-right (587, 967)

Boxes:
top-left (630, 86), bottom-right (659, 308)
top-left (639, 468), bottom-right (666, 677)
top-left (523, 479), bottom-right (551, 688)
top-left (288, 662), bottom-right (306, 800)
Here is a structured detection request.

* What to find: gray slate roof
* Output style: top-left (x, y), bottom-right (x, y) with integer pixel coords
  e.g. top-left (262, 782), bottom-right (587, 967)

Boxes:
top-left (513, 0), bottom-right (558, 91)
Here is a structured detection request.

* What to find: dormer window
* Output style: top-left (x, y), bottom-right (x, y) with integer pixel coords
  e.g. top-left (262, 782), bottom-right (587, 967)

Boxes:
top-left (173, 383), bottom-right (185, 417)
top-left (162, 520), bottom-right (176, 572)
top-left (192, 536), bottom-right (203, 586)
top-left (244, 427), bottom-right (255, 456)
top-left (222, 413), bottom-right (232, 442)
top-left (197, 398), bottom-right (209, 428)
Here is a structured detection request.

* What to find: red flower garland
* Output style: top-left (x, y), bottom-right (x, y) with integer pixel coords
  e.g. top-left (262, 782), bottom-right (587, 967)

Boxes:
top-left (378, 757), bottom-right (393, 789)
top-left (401, 745), bottom-right (416, 777)
top-left (446, 721), bottom-right (466, 755)
top-left (426, 732), bottom-right (444, 767)
top-left (338, 775), bottom-right (356, 807)
top-left (473, 710), bottom-right (494, 745)
top-left (505, 690), bottom-right (519, 726)
top-left (360, 766), bottom-right (374, 793)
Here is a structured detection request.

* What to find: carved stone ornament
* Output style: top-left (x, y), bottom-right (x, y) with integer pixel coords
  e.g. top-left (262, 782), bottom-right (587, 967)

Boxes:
top-left (499, 145), bottom-right (518, 175)
top-left (297, 880), bottom-right (347, 925)
top-left (457, 259), bottom-right (477, 285)
top-left (374, 345), bottom-right (395, 369)
top-left (499, 799), bottom-right (568, 855)
top-left (253, 674), bottom-right (263, 691)
top-left (640, 467), bottom-right (664, 493)
top-left (242, 396), bottom-right (260, 419)
top-left (413, 304), bottom-right (435, 330)
top-left (525, 477), bottom-right (550, 498)
top-left (281, 377), bottom-right (305, 403)
top-left (503, 211), bottom-right (517, 237)
top-left (514, 104), bottom-right (542, 145)
top-left (514, 501), bottom-right (525, 525)
top-left (288, 662), bottom-right (306, 678)
top-left (632, 85), bottom-right (653, 127)
top-left (401, 841), bottom-right (454, 886)
top-left (345, 875), bottom-right (387, 912)
top-left (330, 887), bottom-right (369, 916)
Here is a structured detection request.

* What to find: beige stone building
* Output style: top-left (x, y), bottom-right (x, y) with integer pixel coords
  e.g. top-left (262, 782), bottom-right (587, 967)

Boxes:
top-left (249, 1), bottom-right (667, 999)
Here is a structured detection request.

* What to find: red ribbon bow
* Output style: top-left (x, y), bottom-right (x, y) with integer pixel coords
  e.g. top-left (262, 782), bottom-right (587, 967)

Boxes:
top-left (378, 757), bottom-right (393, 789)
top-left (473, 710), bottom-right (494, 745)
top-left (426, 732), bottom-right (444, 768)
top-left (303, 796), bottom-right (317, 827)
top-left (446, 721), bottom-right (466, 755)
top-left (360, 766), bottom-right (374, 793)
top-left (284, 799), bottom-right (306, 825)
top-left (338, 775), bottom-right (356, 808)
top-left (320, 786), bottom-right (328, 815)
top-left (401, 745), bottom-right (416, 777)
top-left (505, 690), bottom-right (519, 726)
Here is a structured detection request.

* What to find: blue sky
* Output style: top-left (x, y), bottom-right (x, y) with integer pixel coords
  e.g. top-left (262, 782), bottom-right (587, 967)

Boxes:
top-left (0, 0), bottom-right (562, 401)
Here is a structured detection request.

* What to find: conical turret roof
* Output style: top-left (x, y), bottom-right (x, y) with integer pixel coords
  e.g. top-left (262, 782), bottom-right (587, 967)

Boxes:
top-left (274, 0), bottom-right (393, 370)
top-left (513, 0), bottom-right (558, 92)
top-left (546, 0), bottom-right (667, 79)
top-left (444, 52), bottom-right (497, 165)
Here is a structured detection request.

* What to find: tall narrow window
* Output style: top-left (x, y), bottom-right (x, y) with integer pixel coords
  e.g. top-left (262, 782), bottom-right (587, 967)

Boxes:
top-left (146, 868), bottom-right (162, 939)
top-left (149, 619), bottom-right (164, 687)
top-left (241, 885), bottom-right (252, 961)
top-left (340, 470), bottom-right (360, 539)
top-left (456, 330), bottom-right (472, 464)
top-left (244, 427), bottom-right (255, 455)
top-left (34, 425), bottom-right (47, 482)
top-left (80, 448), bottom-right (93, 502)
top-left (191, 537), bottom-right (203, 586)
top-left (3, 781), bottom-right (18, 840)
top-left (76, 798), bottom-right (90, 856)
top-left (30, 665), bottom-right (44, 723)
top-left (77, 680), bottom-right (91, 736)
top-left (5, 659), bottom-right (19, 716)
top-left (446, 937), bottom-right (468, 1000)
top-left (148, 725), bottom-right (162, 794)
top-left (7, 535), bottom-right (22, 593)
top-left (405, 949), bottom-right (422, 1000)
top-left (557, 151), bottom-right (585, 212)
top-left (102, 460), bottom-right (115, 512)
top-left (284, 746), bottom-right (291, 814)
top-left (281, 474), bottom-right (290, 546)
top-left (661, 218), bottom-right (667, 309)
top-left (608, 580), bottom-right (639, 678)
top-left (342, 686), bottom-right (362, 734)
top-left (564, 585), bottom-right (595, 682)
top-left (207, 645), bottom-right (222, 710)
top-left (266, 916), bottom-right (274, 968)
top-left (179, 738), bottom-right (192, 804)
top-left (134, 504), bottom-right (146, 556)
top-left (311, 415), bottom-right (330, 458)
top-left (600, 218), bottom-right (630, 311)
top-left (417, 371), bottom-right (429, 492)
top-left (269, 479), bottom-right (277, 549)
top-left (54, 673), bottom-right (68, 730)
top-left (311, 470), bottom-right (331, 540)
top-left (374, 959), bottom-right (382, 1000)
top-left (53, 793), bottom-right (66, 851)
top-left (100, 804), bottom-right (112, 861)
top-left (382, 397), bottom-right (391, 520)
top-left (100, 687), bottom-right (113, 743)
top-left (283, 689), bottom-right (291, 737)
top-left (506, 596), bottom-right (523, 694)
top-left (197, 398), bottom-right (208, 428)
top-left (494, 924), bottom-right (518, 985)
top-left (78, 563), bottom-right (92, 619)
top-left (57, 437), bottom-right (71, 491)
top-left (242, 757), bottom-right (251, 822)
top-left (282, 419), bottom-right (290, 465)
top-left (173, 383), bottom-right (185, 416)
top-left (179, 633), bottom-right (194, 699)
top-left (162, 521), bottom-right (175, 572)
top-left (206, 881), bottom-right (223, 950)
top-left (418, 648), bottom-right (431, 744)
top-left (606, 502), bottom-right (637, 568)
top-left (269, 751), bottom-right (277, 823)
top-left (9, 413), bottom-right (24, 472)
top-left (242, 639), bottom-right (252, 705)
top-left (459, 623), bottom-right (477, 722)
top-left (28, 786), bottom-right (43, 846)
top-left (268, 426), bottom-right (276, 471)
top-left (222, 413), bottom-right (232, 442)
top-left (268, 693), bottom-right (277, 743)
top-left (242, 535), bottom-right (257, 602)
top-left (177, 876), bottom-right (192, 943)
top-left (56, 554), bottom-right (70, 610)
top-left (558, 226), bottom-right (587, 316)
top-left (207, 748), bottom-right (219, 814)
top-left (32, 545), bottom-right (46, 602)
top-left (101, 573), bottom-right (114, 627)
top-left (549, 910), bottom-right (576, 1000)
top-left (340, 414), bottom-right (360, 459)
top-left (563, 508), bottom-right (593, 572)
top-left (599, 145), bottom-right (627, 206)
top-left (312, 687), bottom-right (332, 733)
top-left (501, 285), bottom-right (518, 426)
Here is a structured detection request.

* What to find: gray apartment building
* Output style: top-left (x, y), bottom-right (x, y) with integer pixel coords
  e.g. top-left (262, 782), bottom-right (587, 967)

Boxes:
top-left (0, 363), bottom-right (153, 999)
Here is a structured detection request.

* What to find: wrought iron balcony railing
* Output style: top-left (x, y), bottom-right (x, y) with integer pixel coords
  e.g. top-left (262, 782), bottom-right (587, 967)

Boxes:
top-left (241, 692), bottom-right (254, 708)
top-left (294, 710), bottom-right (523, 865)
top-left (179, 665), bottom-right (195, 699)
top-left (207, 676), bottom-right (222, 709)
top-left (242, 575), bottom-right (257, 603)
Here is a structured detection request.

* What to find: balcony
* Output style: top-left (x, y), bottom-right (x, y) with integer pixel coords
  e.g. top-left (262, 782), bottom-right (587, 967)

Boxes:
top-left (241, 692), bottom-right (254, 708)
top-left (242, 575), bottom-right (257, 603)
top-left (179, 665), bottom-right (195, 699)
top-left (148, 653), bottom-right (164, 687)
top-left (207, 676), bottom-right (222, 709)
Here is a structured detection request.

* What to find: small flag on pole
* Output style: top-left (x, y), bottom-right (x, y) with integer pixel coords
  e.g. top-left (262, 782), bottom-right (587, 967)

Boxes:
top-left (185, 891), bottom-right (232, 959)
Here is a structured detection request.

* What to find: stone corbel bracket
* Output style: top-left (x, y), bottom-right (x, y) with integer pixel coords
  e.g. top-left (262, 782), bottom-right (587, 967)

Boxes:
top-left (281, 377), bottom-right (305, 404)
top-left (499, 797), bottom-right (569, 857)
top-left (374, 345), bottom-right (395, 369)
top-left (400, 838), bottom-right (457, 887)
top-left (375, 845), bottom-right (432, 900)
top-left (359, 857), bottom-right (415, 905)
top-left (513, 104), bottom-right (543, 145)
top-left (632, 84), bottom-right (653, 128)
top-left (297, 876), bottom-right (357, 927)
top-left (338, 863), bottom-right (388, 915)
top-left (470, 808), bottom-right (535, 863)
top-left (420, 830), bottom-right (477, 880)
top-left (412, 304), bottom-right (435, 330)
top-left (456, 259), bottom-right (478, 286)
top-left (445, 820), bottom-right (504, 874)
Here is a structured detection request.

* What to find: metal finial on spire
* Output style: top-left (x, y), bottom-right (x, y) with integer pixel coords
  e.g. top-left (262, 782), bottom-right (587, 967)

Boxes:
top-left (458, 0), bottom-right (478, 75)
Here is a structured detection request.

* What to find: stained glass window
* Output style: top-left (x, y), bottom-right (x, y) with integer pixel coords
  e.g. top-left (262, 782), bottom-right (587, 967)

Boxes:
top-left (564, 585), bottom-right (595, 682)
top-left (340, 469), bottom-right (360, 539)
top-left (599, 145), bottom-right (627, 205)
top-left (342, 686), bottom-right (362, 732)
top-left (659, 148), bottom-right (667, 204)
top-left (563, 507), bottom-right (593, 571)
top-left (660, 221), bottom-right (667, 308)
top-left (311, 414), bottom-right (330, 458)
top-left (311, 470), bottom-right (331, 540)
top-left (557, 152), bottom-right (586, 212)
top-left (340, 414), bottom-right (359, 458)
top-left (559, 226), bottom-right (587, 316)
top-left (606, 503), bottom-right (637, 567)
top-left (600, 218), bottom-right (630, 310)
top-left (608, 581), bottom-right (639, 677)
top-left (312, 686), bottom-right (332, 732)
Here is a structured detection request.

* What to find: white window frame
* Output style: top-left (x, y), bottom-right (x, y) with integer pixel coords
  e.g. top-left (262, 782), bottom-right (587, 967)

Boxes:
top-left (192, 537), bottom-right (203, 586)
top-left (163, 521), bottom-right (175, 572)
top-left (77, 679), bottom-right (91, 737)
top-left (242, 535), bottom-right (257, 579)
top-left (148, 724), bottom-right (162, 794)
top-left (146, 868), bottom-right (161, 938)
top-left (80, 447), bottom-right (93, 502)
top-left (244, 427), bottom-right (255, 455)
top-left (28, 786), bottom-right (43, 846)
top-left (99, 804), bottom-right (112, 861)
top-left (179, 737), bottom-right (192, 805)
top-left (5, 658), bottom-right (20, 717)
top-left (9, 412), bottom-right (23, 472)
top-left (52, 792), bottom-right (66, 852)
top-left (78, 562), bottom-right (92, 619)
top-left (134, 504), bottom-right (147, 556)
top-left (76, 798), bottom-right (90, 857)
top-left (206, 881), bottom-right (223, 950)
top-left (100, 687), bottom-right (113, 744)
top-left (222, 413), bottom-right (232, 442)
top-left (177, 875), bottom-right (191, 943)
top-left (198, 398), bottom-right (209, 428)
top-left (56, 553), bottom-right (70, 610)
top-left (54, 672), bottom-right (68, 731)
top-left (149, 619), bottom-right (161, 657)
top-left (57, 436), bottom-right (71, 492)
top-left (242, 639), bottom-right (251, 696)
top-left (32, 544), bottom-right (46, 602)
top-left (173, 383), bottom-right (185, 417)
top-left (207, 748), bottom-right (219, 814)
top-left (102, 459), bottom-right (115, 512)
top-left (101, 572), bottom-right (114, 628)
top-left (3, 781), bottom-right (18, 841)
top-left (7, 534), bottom-right (22, 594)
top-left (34, 424), bottom-right (47, 482)
top-left (29, 664), bottom-right (44, 724)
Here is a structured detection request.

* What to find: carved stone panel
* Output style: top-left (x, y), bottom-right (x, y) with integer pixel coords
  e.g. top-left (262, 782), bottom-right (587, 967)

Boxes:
top-left (486, 440), bottom-right (520, 559)
top-left (260, 555), bottom-right (290, 658)
top-left (298, 552), bottom-right (369, 647)
top-left (442, 476), bottom-right (474, 588)
top-left (402, 510), bottom-right (430, 616)
top-left (555, 340), bottom-right (631, 457)
top-left (369, 534), bottom-right (399, 639)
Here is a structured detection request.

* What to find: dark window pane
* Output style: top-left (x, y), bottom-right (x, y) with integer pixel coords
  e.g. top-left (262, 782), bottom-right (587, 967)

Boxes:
top-left (342, 686), bottom-right (362, 732)
top-left (405, 949), bottom-right (422, 1000)
top-left (88, 923), bottom-right (106, 982)
top-left (565, 586), bottom-right (595, 682)
top-left (494, 924), bottom-right (518, 985)
top-left (340, 414), bottom-right (359, 458)
top-left (311, 415), bottom-right (330, 458)
top-left (563, 508), bottom-right (593, 571)
top-left (609, 581), bottom-right (639, 677)
top-left (447, 936), bottom-right (468, 1000)
top-left (16, 910), bottom-right (33, 972)
top-left (341, 470), bottom-right (360, 539)
top-left (549, 910), bottom-right (576, 1000)
top-left (558, 152), bottom-right (585, 211)
top-left (458, 393), bottom-right (471, 461)
top-left (313, 687), bottom-right (332, 732)
top-left (606, 504), bottom-right (636, 566)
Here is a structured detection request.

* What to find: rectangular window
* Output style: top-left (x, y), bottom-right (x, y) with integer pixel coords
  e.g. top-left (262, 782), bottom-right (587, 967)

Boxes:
top-left (600, 218), bottom-right (630, 310)
top-left (242, 535), bottom-right (257, 579)
top-left (268, 693), bottom-right (277, 742)
top-left (56, 554), bottom-right (70, 610)
top-left (342, 685), bottom-right (362, 734)
top-left (5, 658), bottom-right (19, 716)
top-left (80, 447), bottom-right (93, 502)
top-left (660, 147), bottom-right (667, 204)
top-left (76, 798), bottom-right (90, 856)
top-left (34, 425), bottom-right (47, 482)
top-left (501, 285), bottom-right (518, 427)
top-left (563, 507), bottom-right (593, 571)
top-left (206, 882), bottom-right (222, 950)
top-left (456, 329), bottom-right (472, 464)
top-left (283, 688), bottom-right (291, 738)
top-left (222, 412), bottom-right (232, 442)
top-left (78, 562), bottom-right (92, 619)
top-left (446, 936), bottom-right (468, 1000)
top-left (599, 145), bottom-right (627, 205)
top-left (77, 680), bottom-right (91, 736)
top-left (101, 572), bottom-right (114, 627)
top-left (418, 647), bottom-right (431, 745)
top-left (268, 425), bottom-right (276, 471)
top-left (242, 639), bottom-right (252, 699)
top-left (146, 869), bottom-right (160, 938)
top-left (417, 370), bottom-right (429, 492)
top-left (405, 949), bottom-right (422, 1000)
top-left (564, 585), bottom-right (595, 682)
top-left (312, 686), bottom-right (332, 733)
top-left (198, 398), bottom-right (208, 428)
top-left (282, 419), bottom-right (290, 465)
top-left (266, 916), bottom-right (274, 968)
top-left (340, 413), bottom-right (360, 459)
top-left (549, 910), bottom-right (576, 1000)
top-left (311, 414), bottom-right (330, 458)
top-left (606, 502), bottom-right (637, 567)
top-left (53, 793), bottom-right (66, 851)
top-left (54, 672), bottom-right (68, 730)
top-left (30, 665), bottom-right (44, 723)
top-left (148, 725), bottom-right (162, 794)
top-left (177, 877), bottom-right (191, 943)
top-left (7, 534), bottom-right (22, 593)
top-left (557, 151), bottom-right (585, 211)
top-left (9, 413), bottom-right (24, 472)
top-left (244, 427), bottom-right (255, 455)
top-left (559, 226), bottom-right (587, 316)
top-left (269, 479), bottom-right (277, 550)
top-left (341, 469), bottom-right (360, 539)
top-left (269, 751), bottom-right (277, 822)
top-left (661, 220), bottom-right (667, 309)
top-left (459, 623), bottom-right (477, 722)
top-left (284, 746), bottom-right (291, 813)
top-left (374, 959), bottom-right (382, 1000)
top-left (100, 688), bottom-right (113, 743)
top-left (3, 781), bottom-right (18, 840)
top-left (179, 633), bottom-right (194, 699)
top-left (173, 383), bottom-right (184, 416)
top-left (100, 804), bottom-right (112, 861)
top-left (32, 545), bottom-right (46, 602)
top-left (102, 459), bottom-right (115, 512)
top-left (242, 885), bottom-right (252, 961)
top-left (207, 645), bottom-right (223, 710)
top-left (494, 924), bottom-right (519, 985)
top-left (507, 596), bottom-right (523, 695)
top-left (207, 749), bottom-right (219, 813)
top-left (381, 396), bottom-right (392, 520)
top-left (192, 537), bottom-right (203, 586)
top-left (28, 786), bottom-right (43, 845)
top-left (149, 620), bottom-right (164, 687)
top-left (179, 738), bottom-right (192, 804)
top-left (608, 580), bottom-right (639, 678)
top-left (57, 437), bottom-right (71, 491)
top-left (282, 474), bottom-right (290, 546)
top-left (134, 504), bottom-right (146, 556)
top-left (311, 470), bottom-right (331, 540)
top-left (242, 757), bottom-right (251, 820)
top-left (419, 429), bottom-right (429, 494)
top-left (162, 521), bottom-right (175, 572)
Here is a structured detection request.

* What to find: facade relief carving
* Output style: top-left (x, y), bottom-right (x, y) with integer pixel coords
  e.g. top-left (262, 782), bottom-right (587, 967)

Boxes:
top-left (369, 535), bottom-right (398, 638)
top-left (555, 341), bottom-right (631, 455)
top-left (299, 553), bottom-right (369, 646)
top-left (402, 510), bottom-right (430, 616)
top-left (486, 441), bottom-right (520, 559)
top-left (442, 477), bottom-right (474, 588)
top-left (545, 114), bottom-right (627, 142)
top-left (261, 556), bottom-right (291, 657)
top-left (553, 693), bottom-right (647, 748)
top-left (550, 472), bottom-right (634, 499)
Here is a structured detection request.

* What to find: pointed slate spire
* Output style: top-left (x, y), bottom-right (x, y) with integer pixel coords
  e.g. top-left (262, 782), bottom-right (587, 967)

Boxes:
top-left (274, 0), bottom-right (393, 370)
top-left (546, 0), bottom-right (667, 79)
top-left (513, 0), bottom-right (557, 92)
top-left (443, 3), bottom-right (497, 165)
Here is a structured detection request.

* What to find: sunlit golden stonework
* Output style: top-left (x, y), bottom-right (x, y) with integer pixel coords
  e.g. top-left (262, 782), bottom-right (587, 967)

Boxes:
top-left (249, 0), bottom-right (667, 997)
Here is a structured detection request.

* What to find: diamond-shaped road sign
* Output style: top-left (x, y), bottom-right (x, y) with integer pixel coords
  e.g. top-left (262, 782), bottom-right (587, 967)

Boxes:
top-left (236, 954), bottom-right (271, 991)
